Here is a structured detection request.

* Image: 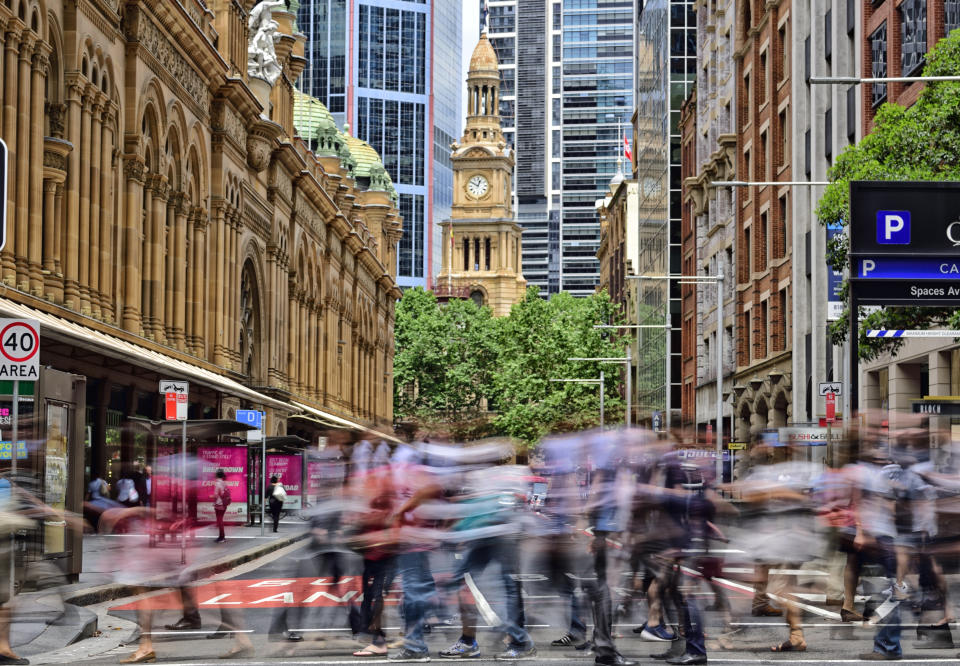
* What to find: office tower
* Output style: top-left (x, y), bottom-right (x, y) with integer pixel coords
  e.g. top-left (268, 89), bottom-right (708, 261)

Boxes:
top-left (487, 0), bottom-right (560, 295)
top-left (297, 0), bottom-right (461, 288)
top-left (487, 1), bottom-right (632, 297)
top-left (560, 1), bottom-right (634, 297)
top-left (634, 0), bottom-right (695, 427)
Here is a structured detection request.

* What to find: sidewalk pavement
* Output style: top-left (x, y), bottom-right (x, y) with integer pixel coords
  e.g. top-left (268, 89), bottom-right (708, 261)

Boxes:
top-left (10, 521), bottom-right (309, 657)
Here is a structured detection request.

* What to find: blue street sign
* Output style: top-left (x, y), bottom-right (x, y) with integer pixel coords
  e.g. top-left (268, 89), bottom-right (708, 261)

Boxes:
top-left (236, 409), bottom-right (263, 429)
top-left (876, 210), bottom-right (911, 244)
top-left (856, 257), bottom-right (960, 280)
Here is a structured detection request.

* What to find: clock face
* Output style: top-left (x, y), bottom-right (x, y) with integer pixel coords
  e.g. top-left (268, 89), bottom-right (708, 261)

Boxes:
top-left (467, 175), bottom-right (489, 198)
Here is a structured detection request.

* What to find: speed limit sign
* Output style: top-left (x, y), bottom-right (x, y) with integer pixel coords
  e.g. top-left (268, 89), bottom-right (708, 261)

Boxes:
top-left (0, 319), bottom-right (39, 379)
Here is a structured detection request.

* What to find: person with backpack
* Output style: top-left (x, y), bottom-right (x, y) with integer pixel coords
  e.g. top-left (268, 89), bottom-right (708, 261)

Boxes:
top-left (213, 469), bottom-right (231, 543)
top-left (267, 476), bottom-right (286, 532)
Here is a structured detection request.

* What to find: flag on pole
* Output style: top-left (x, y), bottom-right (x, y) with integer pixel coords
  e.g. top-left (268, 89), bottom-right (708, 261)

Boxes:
top-left (624, 135), bottom-right (633, 163)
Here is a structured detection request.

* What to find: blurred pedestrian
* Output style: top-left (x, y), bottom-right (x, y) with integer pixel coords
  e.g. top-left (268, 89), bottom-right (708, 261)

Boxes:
top-left (136, 465), bottom-right (152, 508)
top-left (267, 475), bottom-right (285, 532)
top-left (116, 465), bottom-right (141, 508)
top-left (212, 469), bottom-right (230, 543)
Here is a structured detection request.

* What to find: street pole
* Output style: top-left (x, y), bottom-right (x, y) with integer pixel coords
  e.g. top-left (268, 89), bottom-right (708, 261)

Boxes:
top-left (599, 371), bottom-right (605, 430)
top-left (625, 346), bottom-right (632, 428)
top-left (11, 380), bottom-right (17, 479)
top-left (716, 274), bottom-right (724, 483)
top-left (260, 413), bottom-right (266, 537)
top-left (181, 419), bottom-right (187, 565)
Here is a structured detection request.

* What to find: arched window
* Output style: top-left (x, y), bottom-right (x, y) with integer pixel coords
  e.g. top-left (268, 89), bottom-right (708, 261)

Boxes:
top-left (463, 237), bottom-right (469, 271)
top-left (239, 260), bottom-right (262, 380)
top-left (470, 290), bottom-right (484, 307)
top-left (485, 237), bottom-right (491, 270)
top-left (473, 238), bottom-right (480, 271)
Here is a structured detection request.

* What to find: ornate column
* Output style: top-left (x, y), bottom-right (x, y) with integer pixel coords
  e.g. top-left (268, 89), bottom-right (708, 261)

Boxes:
top-left (171, 194), bottom-right (187, 350)
top-left (164, 193), bottom-right (178, 342)
top-left (14, 34), bottom-right (33, 291)
top-left (42, 136), bottom-right (69, 302)
top-left (212, 204), bottom-right (226, 366)
top-left (184, 206), bottom-right (195, 350)
top-left (149, 176), bottom-right (168, 342)
top-left (99, 106), bottom-right (116, 321)
top-left (226, 211), bottom-right (239, 368)
top-left (87, 94), bottom-right (104, 318)
top-left (1, 27), bottom-right (19, 285)
top-left (62, 77), bottom-right (82, 307)
top-left (121, 158), bottom-right (145, 334)
top-left (287, 284), bottom-right (298, 393)
top-left (140, 176), bottom-right (155, 332)
top-left (27, 46), bottom-right (47, 296)
top-left (77, 87), bottom-right (92, 314)
top-left (191, 207), bottom-right (207, 357)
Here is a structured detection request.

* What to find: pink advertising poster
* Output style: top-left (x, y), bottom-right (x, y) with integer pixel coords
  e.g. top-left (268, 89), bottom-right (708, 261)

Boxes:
top-left (198, 446), bottom-right (248, 522)
top-left (267, 454), bottom-right (302, 510)
top-left (305, 461), bottom-right (327, 507)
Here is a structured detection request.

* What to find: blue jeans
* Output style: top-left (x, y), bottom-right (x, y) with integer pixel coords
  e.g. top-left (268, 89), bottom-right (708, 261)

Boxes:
top-left (449, 537), bottom-right (532, 648)
top-left (398, 551), bottom-right (434, 654)
top-left (871, 537), bottom-right (901, 657)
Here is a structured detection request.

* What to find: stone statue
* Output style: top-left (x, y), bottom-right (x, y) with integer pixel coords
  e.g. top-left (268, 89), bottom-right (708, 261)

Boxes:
top-left (247, 0), bottom-right (285, 86)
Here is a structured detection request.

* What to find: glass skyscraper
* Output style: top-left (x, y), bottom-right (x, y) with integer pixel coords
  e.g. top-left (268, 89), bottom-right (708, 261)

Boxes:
top-left (487, 0), bottom-right (633, 297)
top-left (297, 0), bottom-right (461, 288)
top-left (560, 0), bottom-right (633, 297)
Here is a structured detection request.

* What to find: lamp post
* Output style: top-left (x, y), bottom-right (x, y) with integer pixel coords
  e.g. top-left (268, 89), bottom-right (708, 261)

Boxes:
top-left (551, 374), bottom-right (605, 429)
top-left (569, 353), bottom-right (632, 426)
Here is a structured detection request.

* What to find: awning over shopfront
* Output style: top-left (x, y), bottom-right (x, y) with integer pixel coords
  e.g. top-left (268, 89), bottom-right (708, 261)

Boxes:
top-left (127, 417), bottom-right (256, 440)
top-left (0, 297), bottom-right (293, 412)
top-left (291, 400), bottom-right (401, 443)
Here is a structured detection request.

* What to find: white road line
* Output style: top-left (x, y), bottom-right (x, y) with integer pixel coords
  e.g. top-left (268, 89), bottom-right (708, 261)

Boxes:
top-left (110, 660), bottom-right (960, 666)
top-left (678, 565), bottom-right (842, 621)
top-left (465, 571), bottom-right (502, 627)
top-left (142, 630), bottom-right (255, 635)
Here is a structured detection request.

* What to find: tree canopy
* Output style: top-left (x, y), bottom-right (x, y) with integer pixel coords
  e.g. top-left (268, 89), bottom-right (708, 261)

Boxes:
top-left (816, 30), bottom-right (960, 360)
top-left (393, 286), bottom-right (628, 445)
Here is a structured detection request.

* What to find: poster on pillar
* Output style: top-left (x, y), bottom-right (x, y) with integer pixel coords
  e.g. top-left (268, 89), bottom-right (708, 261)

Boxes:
top-left (153, 443), bottom-right (179, 521)
top-left (197, 446), bottom-right (248, 523)
top-left (267, 454), bottom-right (302, 510)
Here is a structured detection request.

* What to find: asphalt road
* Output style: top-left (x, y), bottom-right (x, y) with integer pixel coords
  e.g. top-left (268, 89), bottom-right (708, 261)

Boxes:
top-left (53, 531), bottom-right (960, 665)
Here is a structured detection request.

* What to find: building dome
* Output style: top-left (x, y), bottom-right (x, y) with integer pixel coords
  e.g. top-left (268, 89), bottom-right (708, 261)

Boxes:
top-left (293, 89), bottom-right (336, 141)
top-left (469, 33), bottom-right (499, 74)
top-left (343, 126), bottom-right (396, 197)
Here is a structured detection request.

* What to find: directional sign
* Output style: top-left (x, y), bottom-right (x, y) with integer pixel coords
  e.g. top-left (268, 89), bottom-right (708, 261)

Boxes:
top-left (158, 380), bottom-right (189, 395)
top-left (0, 319), bottom-right (39, 379)
top-left (0, 139), bottom-right (7, 252)
top-left (819, 382), bottom-right (842, 396)
top-left (236, 409), bottom-right (263, 429)
top-left (727, 441), bottom-right (747, 451)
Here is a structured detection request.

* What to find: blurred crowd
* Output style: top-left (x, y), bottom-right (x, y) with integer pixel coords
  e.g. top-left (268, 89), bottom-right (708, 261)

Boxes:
top-left (5, 417), bottom-right (960, 664)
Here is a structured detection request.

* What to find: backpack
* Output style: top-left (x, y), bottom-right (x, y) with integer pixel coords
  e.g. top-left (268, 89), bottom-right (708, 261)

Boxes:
top-left (220, 484), bottom-right (232, 507)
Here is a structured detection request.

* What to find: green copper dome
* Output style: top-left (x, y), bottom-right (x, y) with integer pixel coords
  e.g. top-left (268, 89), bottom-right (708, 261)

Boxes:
top-left (292, 89), bottom-right (345, 161)
top-left (342, 125), bottom-right (396, 199)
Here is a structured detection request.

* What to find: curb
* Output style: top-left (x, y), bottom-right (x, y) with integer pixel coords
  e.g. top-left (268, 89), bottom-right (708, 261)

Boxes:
top-left (64, 532), bottom-right (309, 607)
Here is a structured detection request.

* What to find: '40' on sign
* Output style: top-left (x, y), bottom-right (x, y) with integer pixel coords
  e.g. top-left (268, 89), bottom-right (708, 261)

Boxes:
top-left (0, 319), bottom-right (39, 379)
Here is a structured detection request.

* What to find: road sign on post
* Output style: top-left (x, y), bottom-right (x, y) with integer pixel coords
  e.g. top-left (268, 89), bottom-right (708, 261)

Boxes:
top-left (0, 319), bottom-right (40, 379)
top-left (826, 392), bottom-right (837, 423)
top-left (819, 382), bottom-right (842, 396)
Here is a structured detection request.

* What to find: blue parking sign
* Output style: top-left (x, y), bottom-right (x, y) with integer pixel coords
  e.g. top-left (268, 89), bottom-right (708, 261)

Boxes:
top-left (236, 409), bottom-right (262, 429)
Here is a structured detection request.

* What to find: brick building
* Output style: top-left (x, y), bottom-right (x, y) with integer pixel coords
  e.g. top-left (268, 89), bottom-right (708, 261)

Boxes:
top-left (863, 0), bottom-right (960, 132)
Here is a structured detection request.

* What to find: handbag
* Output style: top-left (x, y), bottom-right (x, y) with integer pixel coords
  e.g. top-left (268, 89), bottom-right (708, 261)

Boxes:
top-left (272, 484), bottom-right (288, 502)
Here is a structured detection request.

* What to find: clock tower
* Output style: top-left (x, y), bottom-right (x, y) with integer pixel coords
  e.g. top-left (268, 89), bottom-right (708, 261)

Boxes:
top-left (436, 33), bottom-right (526, 316)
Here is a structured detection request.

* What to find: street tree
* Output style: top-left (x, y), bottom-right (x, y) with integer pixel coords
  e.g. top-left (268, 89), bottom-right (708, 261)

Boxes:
top-left (492, 288), bottom-right (628, 445)
top-left (817, 30), bottom-right (960, 359)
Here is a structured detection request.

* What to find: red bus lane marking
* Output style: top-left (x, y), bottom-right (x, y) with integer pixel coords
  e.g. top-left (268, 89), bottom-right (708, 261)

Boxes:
top-left (110, 575), bottom-right (474, 611)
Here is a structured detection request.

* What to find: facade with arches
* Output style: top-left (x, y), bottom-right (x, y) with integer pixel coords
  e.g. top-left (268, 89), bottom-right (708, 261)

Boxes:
top-left (0, 0), bottom-right (402, 532)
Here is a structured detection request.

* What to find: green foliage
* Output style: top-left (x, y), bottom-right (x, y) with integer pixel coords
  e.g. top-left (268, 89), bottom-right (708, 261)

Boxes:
top-left (393, 287), bottom-right (498, 421)
top-left (816, 30), bottom-right (960, 360)
top-left (393, 286), bottom-right (628, 447)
